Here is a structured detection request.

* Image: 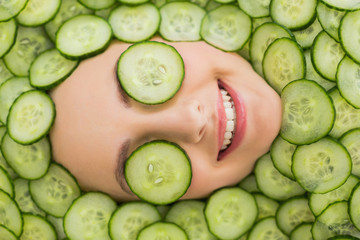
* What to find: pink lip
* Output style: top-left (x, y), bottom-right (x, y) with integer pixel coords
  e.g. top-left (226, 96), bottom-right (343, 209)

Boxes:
top-left (217, 81), bottom-right (246, 160)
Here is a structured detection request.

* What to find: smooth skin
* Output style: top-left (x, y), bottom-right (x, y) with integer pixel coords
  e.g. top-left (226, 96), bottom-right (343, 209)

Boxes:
top-left (49, 37), bottom-right (282, 201)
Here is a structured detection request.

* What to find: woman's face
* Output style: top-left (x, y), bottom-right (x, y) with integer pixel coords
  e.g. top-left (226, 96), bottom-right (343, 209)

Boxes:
top-left (49, 37), bottom-right (282, 201)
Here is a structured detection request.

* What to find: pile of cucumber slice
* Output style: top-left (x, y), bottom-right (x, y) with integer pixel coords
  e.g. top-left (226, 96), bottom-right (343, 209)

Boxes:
top-left (1, 0), bottom-right (360, 239)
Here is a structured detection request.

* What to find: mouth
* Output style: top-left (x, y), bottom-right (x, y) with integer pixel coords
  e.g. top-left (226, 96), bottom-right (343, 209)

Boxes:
top-left (217, 81), bottom-right (246, 160)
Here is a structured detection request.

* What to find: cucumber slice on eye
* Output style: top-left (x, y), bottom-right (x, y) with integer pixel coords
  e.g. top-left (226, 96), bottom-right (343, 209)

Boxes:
top-left (292, 137), bottom-right (352, 194)
top-left (280, 80), bottom-right (335, 145)
top-left (7, 90), bottom-right (55, 145)
top-left (124, 140), bottom-right (191, 205)
top-left (117, 41), bottom-right (184, 105)
top-left (204, 187), bottom-right (258, 240)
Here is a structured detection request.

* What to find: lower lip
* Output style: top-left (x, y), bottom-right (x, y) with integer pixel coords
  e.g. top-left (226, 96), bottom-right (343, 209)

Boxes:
top-left (218, 82), bottom-right (246, 160)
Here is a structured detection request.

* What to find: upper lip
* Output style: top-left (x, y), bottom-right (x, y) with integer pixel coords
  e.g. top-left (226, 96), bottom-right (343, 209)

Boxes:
top-left (217, 81), bottom-right (246, 160)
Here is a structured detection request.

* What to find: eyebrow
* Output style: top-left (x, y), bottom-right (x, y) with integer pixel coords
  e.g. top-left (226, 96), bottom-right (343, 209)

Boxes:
top-left (113, 65), bottom-right (131, 108)
top-left (114, 139), bottom-right (133, 194)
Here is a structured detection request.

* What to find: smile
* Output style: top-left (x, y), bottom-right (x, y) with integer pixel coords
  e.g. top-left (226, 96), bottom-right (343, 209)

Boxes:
top-left (217, 81), bottom-right (247, 160)
top-left (220, 88), bottom-right (236, 151)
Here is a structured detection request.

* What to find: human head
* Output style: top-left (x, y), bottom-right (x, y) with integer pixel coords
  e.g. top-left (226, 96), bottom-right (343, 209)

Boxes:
top-left (49, 37), bottom-right (282, 201)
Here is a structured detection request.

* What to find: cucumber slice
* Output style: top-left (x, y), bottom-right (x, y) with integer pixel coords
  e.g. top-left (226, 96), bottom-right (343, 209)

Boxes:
top-left (270, 0), bottom-right (317, 30)
top-left (321, 0), bottom-right (360, 11)
top-left (253, 193), bottom-right (279, 220)
top-left (275, 197), bottom-right (314, 235)
top-left (117, 41), bottom-right (184, 105)
top-left (20, 214), bottom-right (56, 240)
top-left (7, 90), bottom-right (56, 145)
top-left (109, 3), bottom-right (160, 43)
top-left (204, 187), bottom-right (258, 240)
top-left (262, 38), bottom-right (305, 94)
top-left (0, 77), bottom-right (33, 125)
top-left (29, 163), bottom-right (81, 217)
top-left (309, 175), bottom-right (359, 216)
top-left (340, 129), bottom-right (360, 177)
top-left (270, 135), bottom-right (297, 180)
top-left (0, 126), bottom-right (17, 179)
top-left (0, 19), bottom-right (17, 58)
top-left (292, 137), bottom-right (352, 193)
top-left (118, 0), bottom-right (149, 4)
top-left (337, 56), bottom-right (360, 109)
top-left (293, 18), bottom-right (322, 49)
top-left (64, 192), bottom-right (117, 240)
top-left (165, 200), bottom-right (217, 240)
top-left (56, 14), bottom-right (112, 60)
top-left (0, 166), bottom-right (13, 198)
top-left (78, 0), bottom-right (115, 10)
top-left (290, 223), bottom-right (313, 240)
top-left (328, 236), bottom-right (360, 240)
top-left (238, 174), bottom-right (260, 193)
top-left (350, 182), bottom-right (360, 231)
top-left (247, 217), bottom-right (288, 240)
top-left (0, 189), bottom-right (23, 237)
top-left (200, 5), bottom-right (252, 51)
top-left (3, 26), bottom-right (53, 77)
top-left (16, 0), bottom-right (61, 27)
top-left (312, 31), bottom-right (345, 81)
top-left (304, 50), bottom-right (336, 91)
top-left (0, 225), bottom-right (17, 240)
top-left (46, 215), bottom-right (66, 240)
top-left (109, 202), bottom-right (161, 240)
top-left (1, 133), bottom-right (51, 180)
top-left (124, 140), bottom-right (191, 205)
top-left (137, 222), bottom-right (189, 240)
top-left (280, 80), bottom-right (335, 145)
top-left (237, 0), bottom-right (270, 18)
top-left (340, 11), bottom-right (360, 65)
top-left (312, 201), bottom-right (360, 239)
top-left (329, 89), bottom-right (360, 139)
top-left (13, 178), bottom-right (45, 216)
top-left (317, 2), bottom-right (346, 42)
top-left (250, 22), bottom-right (293, 77)
top-left (0, 60), bottom-right (13, 86)
top-left (0, 0), bottom-right (28, 22)
top-left (44, 0), bottom-right (93, 42)
top-left (29, 48), bottom-right (79, 90)
top-left (159, 2), bottom-right (205, 42)
top-left (254, 153), bottom-right (305, 201)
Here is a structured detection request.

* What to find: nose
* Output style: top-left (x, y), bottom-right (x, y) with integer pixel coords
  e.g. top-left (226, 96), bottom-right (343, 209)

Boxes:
top-left (142, 100), bottom-right (207, 143)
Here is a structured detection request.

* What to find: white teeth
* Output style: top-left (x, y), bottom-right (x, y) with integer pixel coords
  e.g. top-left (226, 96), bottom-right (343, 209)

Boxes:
top-left (226, 120), bottom-right (234, 132)
top-left (220, 88), bottom-right (236, 151)
top-left (224, 132), bottom-right (232, 140)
